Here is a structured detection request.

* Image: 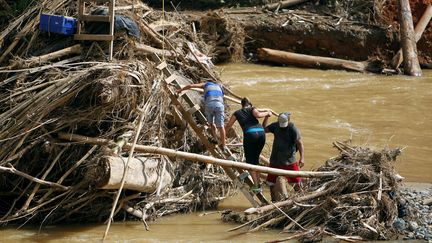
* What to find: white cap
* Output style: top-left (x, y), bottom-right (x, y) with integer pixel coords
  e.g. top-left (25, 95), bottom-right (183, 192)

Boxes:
top-left (278, 112), bottom-right (291, 128)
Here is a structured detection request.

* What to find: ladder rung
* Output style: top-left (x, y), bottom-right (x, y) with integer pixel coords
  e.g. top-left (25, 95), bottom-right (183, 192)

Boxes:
top-left (156, 61), bottom-right (168, 70)
top-left (187, 104), bottom-right (201, 115)
top-left (165, 74), bottom-right (177, 84)
top-left (78, 14), bottom-right (111, 22)
top-left (74, 34), bottom-right (114, 41)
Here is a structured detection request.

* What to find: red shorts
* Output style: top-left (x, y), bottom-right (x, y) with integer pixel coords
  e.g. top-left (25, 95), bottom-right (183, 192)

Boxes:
top-left (266, 162), bottom-right (302, 184)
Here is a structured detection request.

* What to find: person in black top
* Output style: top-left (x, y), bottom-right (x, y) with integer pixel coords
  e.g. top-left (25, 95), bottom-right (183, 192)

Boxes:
top-left (225, 97), bottom-right (272, 193)
top-left (263, 112), bottom-right (304, 201)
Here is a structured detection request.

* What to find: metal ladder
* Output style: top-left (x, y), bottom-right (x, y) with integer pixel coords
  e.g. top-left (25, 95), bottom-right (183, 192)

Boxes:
top-left (75, 0), bottom-right (115, 61)
top-left (153, 56), bottom-right (269, 207)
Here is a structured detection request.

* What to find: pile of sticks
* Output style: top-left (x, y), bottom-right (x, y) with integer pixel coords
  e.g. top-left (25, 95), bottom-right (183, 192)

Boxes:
top-left (225, 141), bottom-right (405, 241)
top-left (0, 0), bottom-right (235, 227)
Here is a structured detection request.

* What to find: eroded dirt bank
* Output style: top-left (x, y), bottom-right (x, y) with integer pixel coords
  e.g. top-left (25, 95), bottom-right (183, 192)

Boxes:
top-left (187, 0), bottom-right (432, 67)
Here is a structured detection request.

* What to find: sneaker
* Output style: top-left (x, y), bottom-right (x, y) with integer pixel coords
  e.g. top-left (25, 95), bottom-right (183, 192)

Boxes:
top-left (250, 185), bottom-right (262, 194)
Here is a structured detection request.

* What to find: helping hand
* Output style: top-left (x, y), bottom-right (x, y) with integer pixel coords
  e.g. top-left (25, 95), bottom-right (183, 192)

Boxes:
top-left (299, 159), bottom-right (304, 168)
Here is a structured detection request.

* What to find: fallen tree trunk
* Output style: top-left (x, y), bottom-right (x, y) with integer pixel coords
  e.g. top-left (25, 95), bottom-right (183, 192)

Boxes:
top-left (16, 44), bottom-right (82, 68)
top-left (257, 48), bottom-right (380, 73)
top-left (88, 156), bottom-right (172, 192)
top-left (398, 0), bottom-right (422, 76)
top-left (58, 132), bottom-right (339, 178)
top-left (264, 0), bottom-right (311, 11)
top-left (391, 5), bottom-right (432, 69)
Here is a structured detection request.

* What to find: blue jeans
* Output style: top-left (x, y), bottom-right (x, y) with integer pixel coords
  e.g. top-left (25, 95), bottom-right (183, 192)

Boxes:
top-left (205, 101), bottom-right (224, 127)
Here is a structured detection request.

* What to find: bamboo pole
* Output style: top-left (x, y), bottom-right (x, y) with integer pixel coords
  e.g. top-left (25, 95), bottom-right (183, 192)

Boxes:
top-left (264, 0), bottom-right (311, 11)
top-left (257, 48), bottom-right (370, 73)
top-left (398, 0), bottom-right (422, 76)
top-left (391, 5), bottom-right (432, 69)
top-left (58, 133), bottom-right (339, 179)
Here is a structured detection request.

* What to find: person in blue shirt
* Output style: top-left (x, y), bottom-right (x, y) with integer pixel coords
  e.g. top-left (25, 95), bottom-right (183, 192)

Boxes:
top-left (225, 97), bottom-right (272, 193)
top-left (177, 79), bottom-right (227, 150)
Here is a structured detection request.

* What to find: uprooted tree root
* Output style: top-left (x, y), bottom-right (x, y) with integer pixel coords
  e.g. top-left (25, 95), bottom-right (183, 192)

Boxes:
top-left (198, 11), bottom-right (245, 63)
top-left (224, 141), bottom-right (410, 241)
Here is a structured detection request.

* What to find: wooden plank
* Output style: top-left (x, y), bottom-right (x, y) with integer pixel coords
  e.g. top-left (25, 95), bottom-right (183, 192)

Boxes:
top-left (187, 104), bottom-right (201, 115)
top-left (165, 74), bottom-right (177, 84)
top-left (156, 61), bottom-right (168, 70)
top-left (78, 14), bottom-right (111, 22)
top-left (74, 34), bottom-right (114, 41)
top-left (77, 0), bottom-right (84, 35)
top-left (108, 0), bottom-right (115, 61)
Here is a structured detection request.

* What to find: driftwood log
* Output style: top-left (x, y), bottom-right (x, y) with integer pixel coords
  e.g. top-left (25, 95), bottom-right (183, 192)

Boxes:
top-left (398, 0), bottom-right (422, 76)
top-left (16, 44), bottom-right (82, 68)
top-left (264, 0), bottom-right (311, 11)
top-left (391, 5), bottom-right (432, 69)
top-left (257, 48), bottom-right (381, 73)
top-left (89, 156), bottom-right (172, 192)
top-left (135, 43), bottom-right (176, 57)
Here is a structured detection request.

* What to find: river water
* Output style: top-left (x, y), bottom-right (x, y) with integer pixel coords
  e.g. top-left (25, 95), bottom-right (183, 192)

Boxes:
top-left (1, 63), bottom-right (431, 242)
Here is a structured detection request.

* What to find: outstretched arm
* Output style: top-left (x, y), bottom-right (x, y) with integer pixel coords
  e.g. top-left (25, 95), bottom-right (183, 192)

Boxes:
top-left (296, 138), bottom-right (304, 167)
top-left (252, 108), bottom-right (272, 119)
top-left (225, 114), bottom-right (237, 132)
top-left (262, 115), bottom-right (270, 133)
top-left (177, 83), bottom-right (205, 93)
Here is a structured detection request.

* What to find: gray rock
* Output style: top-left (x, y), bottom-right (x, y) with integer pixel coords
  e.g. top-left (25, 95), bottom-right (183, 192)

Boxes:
top-left (409, 221), bottom-right (419, 231)
top-left (394, 218), bottom-right (406, 231)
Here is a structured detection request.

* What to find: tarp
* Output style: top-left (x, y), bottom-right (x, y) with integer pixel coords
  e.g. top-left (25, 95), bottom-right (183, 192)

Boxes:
top-left (86, 8), bottom-right (141, 39)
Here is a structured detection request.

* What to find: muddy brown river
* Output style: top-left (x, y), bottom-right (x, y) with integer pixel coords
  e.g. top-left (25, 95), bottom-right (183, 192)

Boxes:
top-left (1, 64), bottom-right (431, 242)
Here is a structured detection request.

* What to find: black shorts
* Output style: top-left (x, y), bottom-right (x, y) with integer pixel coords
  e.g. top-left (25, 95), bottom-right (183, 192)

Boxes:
top-left (243, 131), bottom-right (265, 165)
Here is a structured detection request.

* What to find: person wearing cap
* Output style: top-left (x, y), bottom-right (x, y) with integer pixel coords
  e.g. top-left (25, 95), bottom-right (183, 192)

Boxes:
top-left (225, 97), bottom-right (272, 193)
top-left (262, 112), bottom-right (304, 200)
top-left (177, 79), bottom-right (227, 150)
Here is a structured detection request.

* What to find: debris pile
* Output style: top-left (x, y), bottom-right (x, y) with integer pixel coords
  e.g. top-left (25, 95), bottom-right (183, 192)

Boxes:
top-left (0, 0), bottom-right (236, 226)
top-left (223, 142), bottom-right (430, 241)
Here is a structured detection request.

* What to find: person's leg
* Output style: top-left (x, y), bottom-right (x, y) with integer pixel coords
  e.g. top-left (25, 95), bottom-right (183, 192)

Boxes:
top-left (266, 167), bottom-right (277, 201)
top-left (218, 126), bottom-right (226, 147)
top-left (250, 171), bottom-right (260, 186)
top-left (205, 104), bottom-right (218, 140)
top-left (214, 104), bottom-right (226, 147)
top-left (244, 132), bottom-right (265, 187)
top-left (209, 123), bottom-right (217, 139)
top-left (285, 162), bottom-right (302, 191)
